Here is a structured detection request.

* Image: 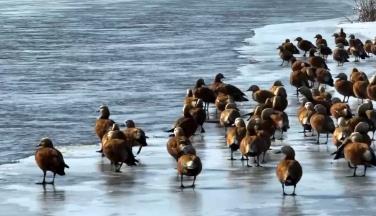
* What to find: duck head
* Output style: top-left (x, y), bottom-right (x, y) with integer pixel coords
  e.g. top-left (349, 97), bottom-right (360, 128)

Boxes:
top-left (335, 73), bottom-right (347, 80)
top-left (38, 137), bottom-right (54, 148)
top-left (214, 73), bottom-right (225, 82)
top-left (98, 105), bottom-right (110, 119)
top-left (294, 37), bottom-right (303, 42)
top-left (246, 85), bottom-right (260, 92)
top-left (125, 120), bottom-right (136, 128)
top-left (195, 78), bottom-right (206, 88)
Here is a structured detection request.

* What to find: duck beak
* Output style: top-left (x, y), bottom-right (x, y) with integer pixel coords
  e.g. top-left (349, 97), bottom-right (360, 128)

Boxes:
top-left (274, 150), bottom-right (282, 154)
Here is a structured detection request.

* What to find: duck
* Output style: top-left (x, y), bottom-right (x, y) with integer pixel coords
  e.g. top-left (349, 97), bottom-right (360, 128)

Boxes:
top-left (350, 68), bottom-right (366, 83)
top-left (297, 102), bottom-right (315, 136)
top-left (239, 129), bottom-right (271, 167)
top-left (315, 68), bottom-right (334, 87)
top-left (95, 105), bottom-right (115, 153)
top-left (310, 104), bottom-right (335, 144)
top-left (335, 73), bottom-right (354, 102)
top-left (333, 117), bottom-right (352, 148)
top-left (102, 124), bottom-right (138, 172)
top-left (258, 108), bottom-right (284, 139)
top-left (211, 73), bottom-right (248, 102)
top-left (367, 75), bottom-right (376, 100)
top-left (332, 140), bottom-right (376, 177)
top-left (298, 86), bottom-right (332, 113)
top-left (123, 120), bottom-right (148, 155)
top-left (177, 154), bottom-right (202, 188)
top-left (314, 34), bottom-right (328, 47)
top-left (332, 33), bottom-right (349, 46)
top-left (339, 28), bottom-right (347, 38)
top-left (282, 39), bottom-right (300, 54)
top-left (215, 93), bottom-right (233, 113)
top-left (353, 122), bottom-right (372, 146)
top-left (271, 87), bottom-right (288, 112)
top-left (277, 45), bottom-right (293, 66)
top-left (193, 78), bottom-right (216, 114)
top-left (290, 57), bottom-right (310, 71)
top-left (167, 127), bottom-right (195, 161)
top-left (35, 138), bottom-right (69, 184)
top-left (295, 37), bottom-right (316, 57)
top-left (318, 86), bottom-right (332, 100)
top-left (289, 69), bottom-right (311, 97)
top-left (166, 105), bottom-right (198, 138)
top-left (333, 43), bottom-right (350, 66)
top-left (308, 48), bottom-right (329, 70)
top-left (330, 102), bottom-right (352, 120)
top-left (226, 118), bottom-right (247, 160)
top-left (220, 103), bottom-right (241, 133)
top-left (189, 99), bottom-right (207, 133)
top-left (184, 89), bottom-right (197, 109)
top-left (348, 34), bottom-right (369, 61)
top-left (247, 85), bottom-right (275, 104)
top-left (364, 40), bottom-right (373, 55)
top-left (276, 145), bottom-right (303, 196)
top-left (353, 77), bottom-right (369, 103)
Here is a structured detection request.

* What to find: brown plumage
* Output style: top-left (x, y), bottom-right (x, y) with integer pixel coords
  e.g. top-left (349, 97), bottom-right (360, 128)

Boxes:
top-left (123, 120), bottom-right (148, 155)
top-left (95, 105), bottom-right (115, 152)
top-left (289, 69), bottom-right (311, 97)
top-left (333, 43), bottom-right (349, 66)
top-left (348, 34), bottom-right (369, 61)
top-left (226, 118), bottom-right (247, 160)
top-left (295, 37), bottom-right (316, 57)
top-left (277, 45), bottom-right (293, 66)
top-left (102, 124), bottom-right (138, 172)
top-left (367, 75), bottom-right (376, 100)
top-left (332, 33), bottom-right (349, 46)
top-left (220, 103), bottom-right (241, 132)
top-left (215, 93), bottom-right (233, 112)
top-left (166, 105), bottom-right (198, 138)
top-left (35, 138), bottom-right (69, 184)
top-left (350, 68), bottom-right (366, 83)
top-left (290, 57), bottom-right (310, 71)
top-left (276, 146), bottom-right (302, 196)
top-left (247, 85), bottom-right (274, 104)
top-left (314, 34), bottom-right (327, 47)
top-left (177, 154), bottom-right (202, 188)
top-left (193, 78), bottom-right (216, 113)
top-left (166, 127), bottom-right (195, 161)
top-left (333, 117), bottom-right (352, 148)
top-left (364, 40), bottom-right (373, 55)
top-left (308, 48), bottom-right (328, 70)
top-left (330, 102), bottom-right (352, 120)
top-left (239, 130), bottom-right (270, 167)
top-left (333, 140), bottom-right (376, 177)
top-left (310, 104), bottom-right (335, 144)
top-left (298, 102), bottom-right (315, 136)
top-left (298, 86), bottom-right (332, 113)
top-left (282, 39), bottom-right (300, 54)
top-left (189, 99), bottom-right (207, 133)
top-left (353, 79), bottom-right (369, 103)
top-left (315, 68), bottom-right (334, 87)
top-left (184, 89), bottom-right (197, 109)
top-left (335, 73), bottom-right (354, 102)
top-left (211, 73), bottom-right (248, 102)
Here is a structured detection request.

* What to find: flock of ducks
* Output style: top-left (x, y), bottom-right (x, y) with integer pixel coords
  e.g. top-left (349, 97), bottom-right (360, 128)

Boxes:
top-left (34, 28), bottom-right (376, 196)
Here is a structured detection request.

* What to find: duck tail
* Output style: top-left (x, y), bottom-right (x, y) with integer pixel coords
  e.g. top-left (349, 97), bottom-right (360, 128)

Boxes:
top-left (331, 144), bottom-right (345, 160)
top-left (65, 163), bottom-right (70, 169)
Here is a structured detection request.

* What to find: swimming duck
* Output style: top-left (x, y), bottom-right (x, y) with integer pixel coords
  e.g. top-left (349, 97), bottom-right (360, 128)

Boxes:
top-left (335, 73), bottom-right (354, 102)
top-left (35, 138), bottom-right (69, 184)
top-left (226, 118), bottom-right (247, 160)
top-left (247, 85), bottom-right (275, 104)
top-left (295, 37), bottom-right (316, 57)
top-left (177, 154), bottom-right (202, 188)
top-left (310, 104), bottom-right (335, 144)
top-left (102, 124), bottom-right (138, 172)
top-left (276, 145), bottom-right (302, 196)
top-left (95, 105), bottom-right (115, 153)
top-left (123, 120), bottom-right (148, 155)
top-left (333, 43), bottom-right (350, 66)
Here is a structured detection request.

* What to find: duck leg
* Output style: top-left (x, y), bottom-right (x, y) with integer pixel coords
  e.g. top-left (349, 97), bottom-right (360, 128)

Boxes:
top-left (115, 162), bottom-right (123, 172)
top-left (352, 166), bottom-right (358, 177)
top-left (180, 174), bottom-right (185, 188)
top-left (282, 184), bottom-right (286, 196)
top-left (363, 165), bottom-right (367, 177)
top-left (229, 149), bottom-right (235, 160)
top-left (262, 152), bottom-right (266, 163)
top-left (348, 162), bottom-right (355, 169)
top-left (246, 156), bottom-right (252, 167)
top-left (37, 171), bottom-right (47, 185)
top-left (325, 133), bottom-right (329, 144)
top-left (192, 176), bottom-right (197, 188)
top-left (48, 173), bottom-right (56, 185)
top-left (291, 185), bottom-right (297, 196)
top-left (256, 155), bottom-right (262, 167)
top-left (316, 133), bottom-right (320, 144)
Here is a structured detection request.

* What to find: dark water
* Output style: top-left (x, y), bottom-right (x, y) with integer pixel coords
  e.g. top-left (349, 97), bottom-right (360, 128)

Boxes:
top-left (0, 0), bottom-right (353, 164)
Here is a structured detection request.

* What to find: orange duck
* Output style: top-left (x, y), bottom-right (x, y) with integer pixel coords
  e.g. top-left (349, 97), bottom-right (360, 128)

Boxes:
top-left (102, 124), bottom-right (138, 172)
top-left (239, 129), bottom-right (271, 167)
top-left (220, 103), bottom-right (241, 133)
top-left (184, 89), bottom-right (197, 109)
top-left (290, 57), bottom-right (310, 71)
top-left (353, 77), bottom-right (369, 103)
top-left (95, 105), bottom-right (115, 153)
top-left (348, 34), bottom-right (369, 61)
top-left (167, 127), bottom-right (195, 161)
top-left (35, 138), bottom-right (69, 184)
top-left (298, 102), bottom-right (315, 136)
top-left (310, 104), bottom-right (335, 144)
top-left (308, 48), bottom-right (329, 70)
top-left (335, 73), bottom-right (354, 102)
top-left (367, 75), bottom-right (376, 100)
top-left (226, 118), bottom-right (247, 160)
top-left (349, 68), bottom-right (366, 83)
top-left (166, 105), bottom-right (198, 138)
top-left (314, 67), bottom-right (334, 87)
top-left (282, 39), bottom-right (300, 54)
top-left (332, 33), bottom-right (349, 46)
top-left (215, 93), bottom-right (233, 113)
top-left (333, 117), bottom-right (352, 148)
top-left (177, 154), bottom-right (202, 188)
top-left (276, 145), bottom-right (303, 196)
top-left (277, 45), bottom-right (293, 66)
top-left (330, 102), bottom-right (352, 120)
top-left (332, 138), bottom-right (376, 177)
top-left (211, 73), bottom-right (248, 102)
top-left (247, 85), bottom-right (274, 104)
top-left (289, 69), bottom-right (311, 97)
top-left (298, 86), bottom-right (332, 113)
top-left (364, 40), bottom-right (373, 55)
top-left (123, 120), bottom-right (148, 155)
top-left (295, 37), bottom-right (316, 57)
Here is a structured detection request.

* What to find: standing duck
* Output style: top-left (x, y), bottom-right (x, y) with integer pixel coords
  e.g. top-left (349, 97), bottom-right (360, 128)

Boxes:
top-left (177, 154), bottom-right (202, 188)
top-left (220, 103), bottom-right (241, 133)
top-left (310, 104), bottom-right (335, 144)
top-left (247, 85), bottom-right (275, 104)
top-left (333, 43), bottom-right (350, 66)
top-left (35, 138), bottom-right (69, 184)
top-left (333, 33), bottom-right (349, 46)
top-left (166, 127), bottom-right (195, 161)
top-left (282, 39), bottom-right (300, 54)
top-left (308, 48), bottom-right (329, 70)
top-left (335, 73), bottom-right (354, 102)
top-left (277, 45), bottom-right (293, 66)
top-left (95, 105), bottom-right (115, 153)
top-left (166, 105), bottom-right (198, 138)
top-left (102, 124), bottom-right (138, 172)
top-left (333, 117), bottom-right (352, 149)
top-left (276, 145), bottom-right (303, 196)
top-left (298, 102), bottom-right (315, 136)
top-left (123, 120), bottom-right (148, 155)
top-left (239, 129), bottom-right (270, 167)
top-left (295, 37), bottom-right (316, 57)
top-left (367, 75), bottom-right (376, 100)
top-left (211, 73), bottom-right (248, 102)
top-left (348, 34), bottom-right (368, 61)
top-left (193, 78), bottom-right (216, 114)
top-left (226, 118), bottom-right (247, 160)
top-left (189, 99), bottom-right (207, 133)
